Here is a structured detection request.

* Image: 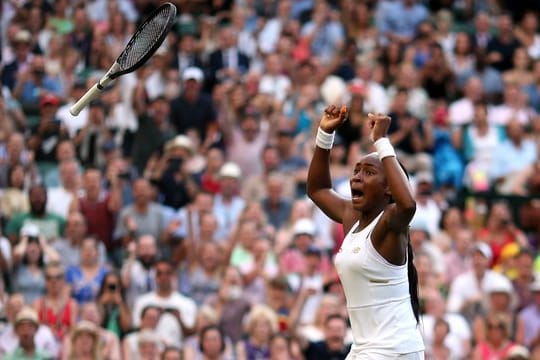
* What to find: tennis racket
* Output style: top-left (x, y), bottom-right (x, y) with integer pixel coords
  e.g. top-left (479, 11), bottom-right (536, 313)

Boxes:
top-left (70, 2), bottom-right (177, 116)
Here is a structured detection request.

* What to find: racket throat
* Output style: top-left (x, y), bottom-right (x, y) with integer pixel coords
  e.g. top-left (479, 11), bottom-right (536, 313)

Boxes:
top-left (97, 62), bottom-right (121, 90)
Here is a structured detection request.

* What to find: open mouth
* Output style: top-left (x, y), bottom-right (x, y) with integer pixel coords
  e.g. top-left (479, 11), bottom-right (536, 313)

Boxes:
top-left (351, 188), bottom-right (364, 200)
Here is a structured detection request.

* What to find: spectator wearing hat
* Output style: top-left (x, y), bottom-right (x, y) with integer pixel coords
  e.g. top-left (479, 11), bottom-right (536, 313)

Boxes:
top-left (213, 162), bottom-right (245, 241)
top-left (4, 306), bottom-right (53, 360)
top-left (12, 223), bottom-right (60, 304)
top-left (61, 320), bottom-right (102, 360)
top-left (519, 276), bottom-right (540, 348)
top-left (170, 66), bottom-right (217, 147)
top-left (149, 134), bottom-right (198, 211)
top-left (27, 92), bottom-right (69, 165)
top-left (1, 29), bottom-right (34, 91)
top-left (0, 294), bottom-right (58, 358)
top-left (473, 274), bottom-right (524, 345)
top-left (12, 55), bottom-right (63, 115)
top-left (447, 242), bottom-right (510, 322)
top-left (137, 330), bottom-right (162, 360)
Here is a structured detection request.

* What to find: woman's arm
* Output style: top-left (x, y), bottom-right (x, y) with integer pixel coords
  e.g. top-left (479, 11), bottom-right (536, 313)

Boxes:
top-left (306, 105), bottom-right (350, 224)
top-left (371, 114), bottom-right (416, 231)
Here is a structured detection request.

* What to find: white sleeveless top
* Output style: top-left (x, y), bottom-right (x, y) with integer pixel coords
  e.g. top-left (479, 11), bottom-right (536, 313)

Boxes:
top-left (334, 211), bottom-right (424, 355)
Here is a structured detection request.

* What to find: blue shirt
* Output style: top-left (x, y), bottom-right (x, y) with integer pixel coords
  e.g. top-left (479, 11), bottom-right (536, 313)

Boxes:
top-left (65, 265), bottom-right (109, 303)
top-left (490, 139), bottom-right (537, 180)
top-left (377, 1), bottom-right (429, 41)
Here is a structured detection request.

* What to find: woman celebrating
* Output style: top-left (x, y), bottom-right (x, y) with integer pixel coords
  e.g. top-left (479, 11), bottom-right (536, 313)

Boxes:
top-left (307, 105), bottom-right (424, 359)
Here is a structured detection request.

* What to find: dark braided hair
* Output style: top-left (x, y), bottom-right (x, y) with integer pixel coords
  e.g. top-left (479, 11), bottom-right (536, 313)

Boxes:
top-left (407, 232), bottom-right (420, 324)
top-left (391, 161), bottom-right (420, 324)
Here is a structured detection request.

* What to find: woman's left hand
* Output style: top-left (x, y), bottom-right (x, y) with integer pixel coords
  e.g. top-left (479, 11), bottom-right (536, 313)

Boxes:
top-left (368, 113), bottom-right (392, 142)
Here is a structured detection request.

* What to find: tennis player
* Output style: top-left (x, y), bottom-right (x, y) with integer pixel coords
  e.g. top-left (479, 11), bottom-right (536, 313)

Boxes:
top-left (307, 105), bottom-right (425, 359)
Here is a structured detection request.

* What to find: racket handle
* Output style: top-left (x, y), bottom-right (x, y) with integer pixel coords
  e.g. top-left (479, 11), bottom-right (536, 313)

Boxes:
top-left (69, 76), bottom-right (113, 116)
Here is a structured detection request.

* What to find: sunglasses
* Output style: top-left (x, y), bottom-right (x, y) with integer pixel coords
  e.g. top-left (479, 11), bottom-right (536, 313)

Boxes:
top-left (487, 323), bottom-right (504, 330)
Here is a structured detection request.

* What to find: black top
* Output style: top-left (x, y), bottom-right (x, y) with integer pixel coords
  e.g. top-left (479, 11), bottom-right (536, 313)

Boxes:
top-left (304, 341), bottom-right (351, 360)
top-left (169, 93), bottom-right (216, 141)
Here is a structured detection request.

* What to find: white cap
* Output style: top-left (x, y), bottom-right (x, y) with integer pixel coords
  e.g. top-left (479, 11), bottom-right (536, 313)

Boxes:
top-left (165, 135), bottom-right (194, 154)
top-left (506, 345), bottom-right (530, 358)
top-left (182, 67), bottom-right (204, 82)
top-left (415, 171), bottom-right (433, 184)
top-left (485, 274), bottom-right (513, 294)
top-left (20, 223), bottom-right (40, 238)
top-left (14, 30), bottom-right (31, 43)
top-left (473, 242), bottom-right (493, 262)
top-left (293, 218), bottom-right (316, 237)
top-left (219, 162), bottom-right (241, 179)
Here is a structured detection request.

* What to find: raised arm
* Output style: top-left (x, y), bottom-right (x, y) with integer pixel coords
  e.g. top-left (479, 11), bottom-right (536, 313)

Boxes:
top-left (369, 113), bottom-right (416, 232)
top-left (306, 105), bottom-right (349, 223)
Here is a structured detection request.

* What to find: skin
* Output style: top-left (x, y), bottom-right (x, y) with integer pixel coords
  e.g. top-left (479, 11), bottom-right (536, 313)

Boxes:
top-left (307, 105), bottom-right (415, 265)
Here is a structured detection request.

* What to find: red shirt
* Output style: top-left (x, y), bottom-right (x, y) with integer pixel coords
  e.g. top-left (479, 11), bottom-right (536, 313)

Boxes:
top-left (79, 193), bottom-right (115, 249)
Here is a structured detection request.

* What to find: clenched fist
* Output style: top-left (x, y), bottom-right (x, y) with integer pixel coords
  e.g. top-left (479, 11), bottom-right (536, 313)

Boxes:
top-left (320, 105), bottom-right (348, 133)
top-left (368, 113), bottom-right (392, 142)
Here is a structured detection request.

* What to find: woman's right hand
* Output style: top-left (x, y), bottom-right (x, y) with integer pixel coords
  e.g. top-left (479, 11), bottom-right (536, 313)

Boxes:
top-left (319, 105), bottom-right (348, 133)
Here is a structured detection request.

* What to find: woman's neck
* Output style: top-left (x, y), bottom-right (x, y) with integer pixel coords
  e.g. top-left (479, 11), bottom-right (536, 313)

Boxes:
top-left (250, 335), bottom-right (267, 348)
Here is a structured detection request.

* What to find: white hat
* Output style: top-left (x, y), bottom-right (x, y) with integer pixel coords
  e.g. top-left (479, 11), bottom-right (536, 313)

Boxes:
top-left (182, 67), bottom-right (204, 82)
top-left (15, 307), bottom-right (38, 326)
top-left (166, 134), bottom-right (194, 154)
top-left (14, 30), bottom-right (31, 43)
top-left (485, 274), bottom-right (513, 294)
top-left (320, 75), bottom-right (347, 105)
top-left (20, 223), bottom-right (40, 238)
top-left (219, 162), bottom-right (241, 179)
top-left (293, 218), bottom-right (316, 237)
top-left (473, 242), bottom-right (493, 262)
top-left (415, 171), bottom-right (433, 184)
top-left (137, 330), bottom-right (161, 346)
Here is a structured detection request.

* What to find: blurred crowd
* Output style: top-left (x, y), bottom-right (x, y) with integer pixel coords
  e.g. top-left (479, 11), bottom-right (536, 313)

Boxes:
top-left (0, 0), bottom-right (540, 359)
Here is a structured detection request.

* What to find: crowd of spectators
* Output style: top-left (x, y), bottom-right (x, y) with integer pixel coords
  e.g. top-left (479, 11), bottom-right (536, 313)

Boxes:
top-left (0, 0), bottom-right (540, 359)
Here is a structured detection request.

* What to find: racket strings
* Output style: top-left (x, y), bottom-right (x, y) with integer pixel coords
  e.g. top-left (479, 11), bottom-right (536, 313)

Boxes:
top-left (117, 5), bottom-right (176, 71)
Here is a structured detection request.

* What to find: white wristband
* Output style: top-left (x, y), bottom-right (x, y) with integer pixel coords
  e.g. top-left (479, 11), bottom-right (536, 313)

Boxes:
top-left (373, 137), bottom-right (396, 160)
top-left (316, 127), bottom-right (335, 150)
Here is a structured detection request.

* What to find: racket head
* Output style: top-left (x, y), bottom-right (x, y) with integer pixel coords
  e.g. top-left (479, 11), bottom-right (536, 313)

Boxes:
top-left (109, 2), bottom-right (177, 79)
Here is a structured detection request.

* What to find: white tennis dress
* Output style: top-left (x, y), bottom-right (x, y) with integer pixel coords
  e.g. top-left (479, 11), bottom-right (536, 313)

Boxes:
top-left (334, 211), bottom-right (425, 359)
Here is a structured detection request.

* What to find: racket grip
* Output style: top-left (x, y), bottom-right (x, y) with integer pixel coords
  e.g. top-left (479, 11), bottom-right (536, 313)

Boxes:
top-left (69, 77), bottom-right (113, 116)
